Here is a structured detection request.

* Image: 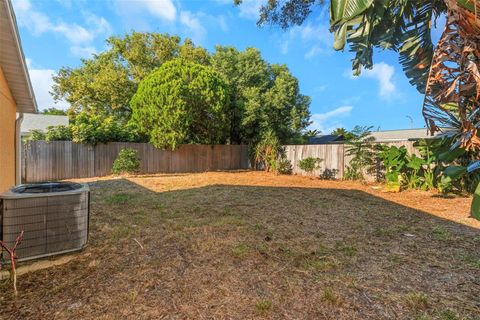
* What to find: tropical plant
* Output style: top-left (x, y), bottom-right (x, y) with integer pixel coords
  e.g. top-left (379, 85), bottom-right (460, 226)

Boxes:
top-left (298, 157), bottom-right (323, 176)
top-left (130, 59), bottom-right (229, 149)
top-left (254, 130), bottom-right (282, 172)
top-left (112, 148), bottom-right (140, 175)
top-left (377, 145), bottom-right (408, 191)
top-left (344, 126), bottom-right (376, 181)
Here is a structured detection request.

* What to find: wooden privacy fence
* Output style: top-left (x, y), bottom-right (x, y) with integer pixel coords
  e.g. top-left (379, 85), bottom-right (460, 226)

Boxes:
top-left (22, 140), bottom-right (418, 182)
top-left (284, 141), bottom-right (418, 180)
top-left (22, 141), bottom-right (249, 183)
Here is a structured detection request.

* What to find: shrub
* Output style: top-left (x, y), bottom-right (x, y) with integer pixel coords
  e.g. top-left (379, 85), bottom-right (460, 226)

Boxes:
top-left (254, 130), bottom-right (281, 172)
top-left (320, 168), bottom-right (339, 180)
top-left (112, 148), bottom-right (140, 175)
top-left (276, 157), bottom-right (292, 174)
top-left (298, 157), bottom-right (322, 175)
top-left (45, 125), bottom-right (72, 141)
top-left (27, 129), bottom-right (46, 141)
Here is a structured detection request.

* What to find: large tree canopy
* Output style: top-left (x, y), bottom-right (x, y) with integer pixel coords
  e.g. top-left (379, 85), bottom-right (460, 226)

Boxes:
top-left (130, 59), bottom-right (229, 149)
top-left (211, 46), bottom-right (311, 144)
top-left (52, 32), bottom-right (311, 146)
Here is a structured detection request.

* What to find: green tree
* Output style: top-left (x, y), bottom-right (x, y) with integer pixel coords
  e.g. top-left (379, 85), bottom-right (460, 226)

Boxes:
top-left (52, 32), bottom-right (210, 122)
top-left (344, 126), bottom-right (376, 181)
top-left (41, 108), bottom-right (67, 115)
top-left (331, 128), bottom-right (355, 141)
top-left (130, 59), bottom-right (229, 149)
top-left (211, 46), bottom-right (310, 144)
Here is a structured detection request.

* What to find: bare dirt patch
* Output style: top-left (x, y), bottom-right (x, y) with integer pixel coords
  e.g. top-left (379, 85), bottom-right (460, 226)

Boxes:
top-left (1, 171), bottom-right (479, 319)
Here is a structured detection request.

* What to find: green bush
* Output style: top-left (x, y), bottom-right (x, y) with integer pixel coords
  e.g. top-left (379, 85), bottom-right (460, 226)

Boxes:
top-left (254, 130), bottom-right (281, 172)
top-left (45, 125), bottom-right (72, 141)
top-left (276, 157), bottom-right (292, 174)
top-left (298, 157), bottom-right (322, 175)
top-left (27, 129), bottom-right (46, 141)
top-left (112, 148), bottom-right (140, 175)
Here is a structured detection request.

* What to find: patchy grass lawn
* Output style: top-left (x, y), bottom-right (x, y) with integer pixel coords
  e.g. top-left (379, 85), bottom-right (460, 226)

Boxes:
top-left (1, 171), bottom-right (479, 319)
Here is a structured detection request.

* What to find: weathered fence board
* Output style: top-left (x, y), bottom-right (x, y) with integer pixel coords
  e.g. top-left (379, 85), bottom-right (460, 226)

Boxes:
top-left (22, 141), bottom-right (250, 183)
top-left (284, 144), bottom-right (346, 178)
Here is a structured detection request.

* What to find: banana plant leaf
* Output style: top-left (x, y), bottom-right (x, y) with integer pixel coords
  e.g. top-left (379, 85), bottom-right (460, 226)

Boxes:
top-left (443, 165), bottom-right (467, 180)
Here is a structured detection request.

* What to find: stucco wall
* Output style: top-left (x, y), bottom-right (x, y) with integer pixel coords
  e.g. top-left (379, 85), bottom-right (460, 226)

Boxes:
top-left (0, 66), bottom-right (17, 192)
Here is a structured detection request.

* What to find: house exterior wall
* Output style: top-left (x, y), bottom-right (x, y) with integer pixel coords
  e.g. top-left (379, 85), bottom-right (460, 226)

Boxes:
top-left (0, 66), bottom-right (17, 192)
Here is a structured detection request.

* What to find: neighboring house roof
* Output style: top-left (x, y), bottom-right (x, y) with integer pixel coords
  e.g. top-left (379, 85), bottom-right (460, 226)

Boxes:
top-left (369, 128), bottom-right (445, 142)
top-left (308, 135), bottom-right (344, 144)
top-left (21, 114), bottom-right (68, 135)
top-left (0, 0), bottom-right (37, 113)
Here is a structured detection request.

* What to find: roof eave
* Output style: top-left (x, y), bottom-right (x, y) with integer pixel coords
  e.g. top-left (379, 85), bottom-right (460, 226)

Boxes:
top-left (4, 0), bottom-right (38, 113)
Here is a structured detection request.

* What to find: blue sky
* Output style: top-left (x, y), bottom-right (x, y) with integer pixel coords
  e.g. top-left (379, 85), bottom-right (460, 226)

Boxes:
top-left (12, 0), bottom-right (444, 133)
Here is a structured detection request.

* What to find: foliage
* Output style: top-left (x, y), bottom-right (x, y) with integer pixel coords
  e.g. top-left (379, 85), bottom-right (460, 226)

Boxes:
top-left (331, 127), bottom-right (355, 141)
top-left (276, 157), bottom-right (293, 175)
top-left (41, 107), bottom-right (67, 115)
top-left (320, 169), bottom-right (339, 180)
top-left (130, 59), bottom-right (229, 149)
top-left (377, 145), bottom-right (408, 191)
top-left (45, 125), bottom-right (72, 141)
top-left (70, 111), bottom-right (143, 145)
top-left (211, 46), bottom-right (311, 144)
top-left (53, 32), bottom-right (311, 147)
top-left (298, 157), bottom-right (322, 175)
top-left (254, 130), bottom-right (282, 172)
top-left (27, 129), bottom-right (46, 141)
top-left (112, 148), bottom-right (140, 175)
top-left (53, 32), bottom-right (209, 121)
top-left (344, 126), bottom-right (376, 180)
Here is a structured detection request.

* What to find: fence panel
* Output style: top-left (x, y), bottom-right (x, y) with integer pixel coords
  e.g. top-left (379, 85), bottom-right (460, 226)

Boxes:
top-left (22, 141), bottom-right (250, 183)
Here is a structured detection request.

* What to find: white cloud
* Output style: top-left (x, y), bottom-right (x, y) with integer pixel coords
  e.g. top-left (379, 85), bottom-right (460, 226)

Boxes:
top-left (309, 106), bottom-right (353, 133)
top-left (12, 0), bottom-right (110, 52)
top-left (280, 23), bottom-right (332, 56)
top-left (362, 62), bottom-right (396, 99)
top-left (180, 11), bottom-right (207, 43)
top-left (345, 62), bottom-right (397, 100)
top-left (143, 0), bottom-right (177, 22)
top-left (305, 46), bottom-right (323, 59)
top-left (27, 62), bottom-right (69, 111)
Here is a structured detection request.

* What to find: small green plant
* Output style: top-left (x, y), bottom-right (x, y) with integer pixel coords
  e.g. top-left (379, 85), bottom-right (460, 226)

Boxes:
top-left (405, 291), bottom-right (429, 312)
top-left (322, 287), bottom-right (339, 304)
top-left (276, 157), bottom-right (292, 174)
top-left (112, 148), bottom-right (140, 175)
top-left (298, 157), bottom-right (322, 175)
top-left (431, 226), bottom-right (452, 241)
top-left (255, 299), bottom-right (272, 313)
top-left (377, 145), bottom-right (408, 191)
top-left (231, 243), bottom-right (249, 257)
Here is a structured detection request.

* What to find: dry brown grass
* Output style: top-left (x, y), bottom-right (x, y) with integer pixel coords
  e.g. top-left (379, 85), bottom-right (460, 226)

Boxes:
top-left (1, 171), bottom-right (479, 319)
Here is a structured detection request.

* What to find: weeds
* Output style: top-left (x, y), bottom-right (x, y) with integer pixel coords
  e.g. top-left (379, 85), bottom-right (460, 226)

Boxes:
top-left (405, 292), bottom-right (429, 312)
top-left (255, 299), bottom-right (272, 313)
